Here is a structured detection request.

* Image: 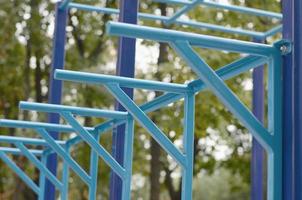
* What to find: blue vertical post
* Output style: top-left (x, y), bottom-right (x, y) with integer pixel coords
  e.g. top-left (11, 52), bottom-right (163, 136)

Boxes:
top-left (282, 0), bottom-right (302, 199)
top-left (251, 38), bottom-right (264, 200)
top-left (109, 0), bottom-right (138, 199)
top-left (45, 3), bottom-right (68, 200)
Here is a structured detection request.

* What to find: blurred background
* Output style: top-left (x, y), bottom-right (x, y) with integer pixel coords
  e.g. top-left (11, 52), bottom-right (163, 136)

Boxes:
top-left (0, 0), bottom-right (281, 199)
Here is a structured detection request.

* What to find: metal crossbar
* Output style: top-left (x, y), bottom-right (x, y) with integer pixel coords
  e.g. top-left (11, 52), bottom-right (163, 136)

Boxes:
top-left (58, 0), bottom-right (282, 39)
top-left (0, 0), bottom-right (287, 199)
top-left (0, 103), bottom-right (134, 200)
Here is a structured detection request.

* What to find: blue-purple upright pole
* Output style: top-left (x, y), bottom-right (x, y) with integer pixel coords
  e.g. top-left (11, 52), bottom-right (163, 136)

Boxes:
top-left (109, 0), bottom-right (138, 199)
top-left (44, 3), bottom-right (68, 200)
top-left (251, 38), bottom-right (264, 200)
top-left (282, 0), bottom-right (302, 199)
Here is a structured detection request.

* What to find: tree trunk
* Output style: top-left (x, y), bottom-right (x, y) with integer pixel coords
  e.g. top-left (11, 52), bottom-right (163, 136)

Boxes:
top-left (149, 4), bottom-right (169, 200)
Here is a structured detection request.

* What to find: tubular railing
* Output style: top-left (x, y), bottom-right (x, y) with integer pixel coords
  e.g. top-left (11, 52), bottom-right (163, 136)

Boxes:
top-left (0, 0), bottom-right (287, 199)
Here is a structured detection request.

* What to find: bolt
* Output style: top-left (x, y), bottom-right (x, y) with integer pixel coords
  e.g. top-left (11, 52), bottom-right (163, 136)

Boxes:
top-left (280, 45), bottom-right (288, 54)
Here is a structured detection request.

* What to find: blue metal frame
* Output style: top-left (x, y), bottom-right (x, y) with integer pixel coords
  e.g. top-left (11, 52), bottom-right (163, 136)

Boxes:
top-left (110, 0), bottom-right (138, 197)
top-left (0, 0), bottom-right (296, 199)
top-left (45, 2), bottom-right (68, 199)
top-left (251, 38), bottom-right (265, 200)
top-left (104, 21), bottom-right (285, 199)
top-left (282, 0), bottom-right (302, 199)
top-left (59, 0), bottom-right (281, 39)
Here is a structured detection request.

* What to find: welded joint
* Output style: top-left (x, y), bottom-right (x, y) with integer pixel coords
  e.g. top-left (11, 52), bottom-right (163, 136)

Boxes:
top-left (274, 39), bottom-right (292, 55)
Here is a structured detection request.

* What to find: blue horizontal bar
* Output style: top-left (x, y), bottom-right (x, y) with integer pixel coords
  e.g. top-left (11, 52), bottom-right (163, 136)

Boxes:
top-left (68, 3), bottom-right (273, 39)
top-left (106, 22), bottom-right (278, 56)
top-left (0, 147), bottom-right (43, 156)
top-left (0, 119), bottom-right (94, 133)
top-left (60, 55), bottom-right (268, 143)
top-left (55, 69), bottom-right (191, 94)
top-left (0, 135), bottom-right (65, 146)
top-left (19, 102), bottom-right (128, 119)
top-left (153, 0), bottom-right (282, 19)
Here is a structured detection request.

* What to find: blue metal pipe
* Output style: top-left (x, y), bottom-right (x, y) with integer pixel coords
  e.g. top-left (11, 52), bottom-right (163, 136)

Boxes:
top-left (38, 152), bottom-right (47, 200)
top-left (110, 0), bottom-right (138, 198)
top-left (165, 0), bottom-right (200, 25)
top-left (153, 0), bottom-right (282, 19)
top-left (61, 144), bottom-right (70, 200)
top-left (36, 128), bottom-right (92, 185)
top-left (55, 69), bottom-right (191, 94)
top-left (171, 41), bottom-right (272, 150)
top-left (0, 119), bottom-right (94, 133)
top-left (0, 135), bottom-right (65, 146)
top-left (0, 147), bottom-right (43, 156)
top-left (57, 55), bottom-right (268, 148)
top-left (0, 151), bottom-right (40, 194)
top-left (88, 130), bottom-right (100, 200)
top-left (105, 84), bottom-right (187, 167)
top-left (251, 38), bottom-right (265, 200)
top-left (106, 22), bottom-right (278, 56)
top-left (61, 112), bottom-right (127, 179)
top-left (15, 142), bottom-right (63, 191)
top-left (282, 0), bottom-right (302, 199)
top-left (46, 3), bottom-right (68, 198)
top-left (181, 93), bottom-right (195, 199)
top-left (59, 0), bottom-right (73, 10)
top-left (69, 3), bottom-right (273, 39)
top-left (19, 101), bottom-right (128, 119)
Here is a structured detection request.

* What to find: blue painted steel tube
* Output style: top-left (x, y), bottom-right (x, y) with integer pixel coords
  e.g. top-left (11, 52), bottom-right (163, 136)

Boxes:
top-left (171, 41), bottom-right (272, 149)
top-left (38, 152), bottom-right (48, 200)
top-left (121, 117), bottom-right (134, 200)
top-left (251, 38), bottom-right (265, 200)
top-left (19, 101), bottom-right (128, 119)
top-left (53, 55), bottom-right (268, 152)
top-left (266, 51), bottom-right (283, 200)
top-left (0, 147), bottom-right (43, 155)
top-left (0, 119), bottom-right (95, 133)
top-left (35, 128), bottom-right (92, 185)
top-left (105, 84), bottom-right (186, 167)
top-left (56, 55), bottom-right (268, 148)
top-left (88, 130), bottom-right (100, 200)
top-left (106, 22), bottom-right (278, 57)
top-left (60, 112), bottom-right (127, 179)
top-left (59, 0), bottom-right (73, 10)
top-left (46, 2), bottom-right (68, 199)
top-left (55, 69), bottom-right (190, 93)
top-left (110, 0), bottom-right (138, 198)
top-left (0, 151), bottom-right (40, 194)
top-left (165, 0), bottom-right (200, 25)
top-left (282, 0), bottom-right (302, 199)
top-left (15, 142), bottom-right (63, 191)
top-left (0, 135), bottom-right (65, 146)
top-left (62, 144), bottom-right (70, 200)
top-left (153, 0), bottom-right (282, 19)
top-left (181, 92), bottom-right (195, 199)
top-left (68, 3), bottom-right (279, 39)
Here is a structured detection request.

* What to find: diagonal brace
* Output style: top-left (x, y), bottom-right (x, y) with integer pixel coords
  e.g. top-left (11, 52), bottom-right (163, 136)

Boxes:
top-left (0, 151), bottom-right (40, 194)
top-left (14, 142), bottom-right (63, 191)
top-left (171, 41), bottom-right (272, 150)
top-left (60, 112), bottom-right (126, 179)
top-left (35, 128), bottom-right (92, 185)
top-left (105, 84), bottom-right (187, 167)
